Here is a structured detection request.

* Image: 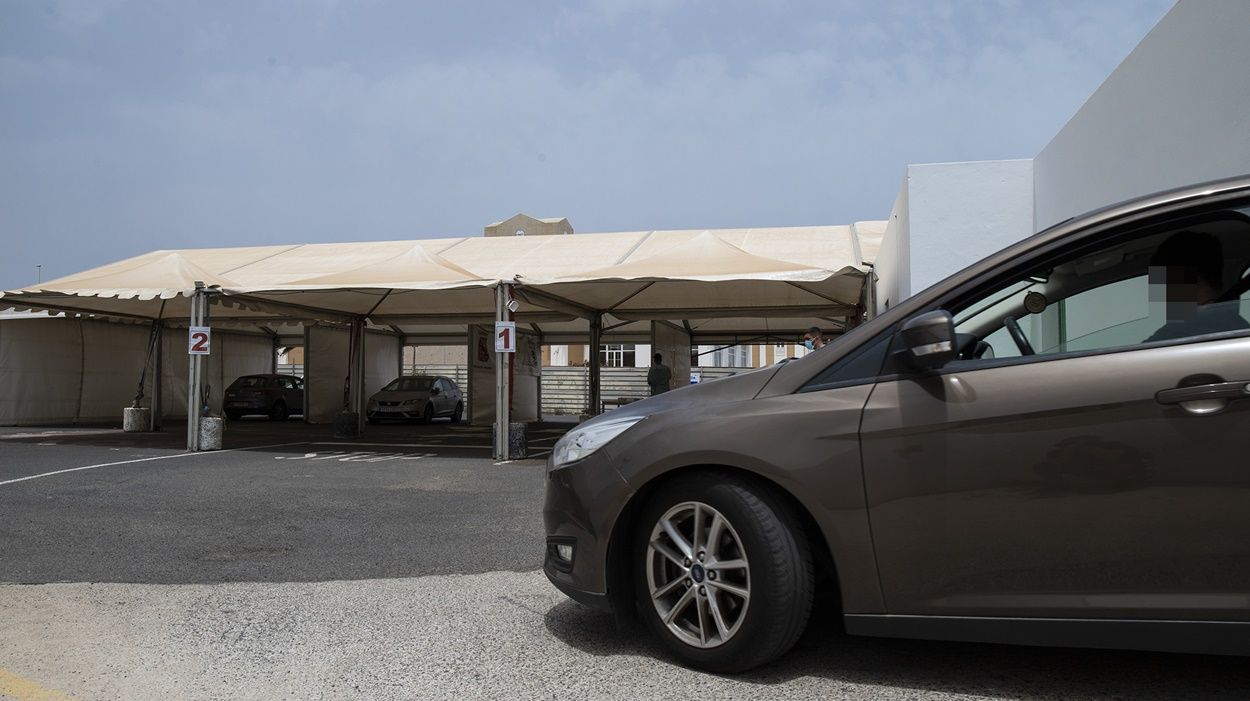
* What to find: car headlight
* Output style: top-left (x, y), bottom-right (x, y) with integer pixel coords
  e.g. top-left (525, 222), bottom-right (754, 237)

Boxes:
top-left (551, 415), bottom-right (646, 468)
top-left (402, 399), bottom-right (418, 405)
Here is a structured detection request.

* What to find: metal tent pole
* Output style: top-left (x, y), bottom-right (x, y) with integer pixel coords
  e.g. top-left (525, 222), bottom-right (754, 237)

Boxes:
top-left (863, 265), bottom-right (878, 321)
top-left (186, 284), bottom-right (205, 450)
top-left (588, 313), bottom-right (602, 416)
top-left (194, 287), bottom-right (206, 449)
top-left (151, 321), bottom-right (163, 431)
top-left (494, 284), bottom-right (506, 460)
top-left (353, 318), bottom-right (366, 436)
top-left (186, 297), bottom-right (194, 450)
top-left (504, 283), bottom-right (514, 443)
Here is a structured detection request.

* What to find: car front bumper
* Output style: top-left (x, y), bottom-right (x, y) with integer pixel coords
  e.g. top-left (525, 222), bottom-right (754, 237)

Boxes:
top-left (542, 452), bottom-right (634, 613)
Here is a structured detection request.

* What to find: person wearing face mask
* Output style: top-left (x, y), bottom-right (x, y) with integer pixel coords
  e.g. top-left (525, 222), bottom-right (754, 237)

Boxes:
top-left (802, 327), bottom-right (825, 352)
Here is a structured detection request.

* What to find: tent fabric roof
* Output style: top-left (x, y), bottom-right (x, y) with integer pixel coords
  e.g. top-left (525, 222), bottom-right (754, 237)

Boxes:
top-left (2, 223), bottom-right (885, 334)
top-left (567, 231), bottom-right (834, 282)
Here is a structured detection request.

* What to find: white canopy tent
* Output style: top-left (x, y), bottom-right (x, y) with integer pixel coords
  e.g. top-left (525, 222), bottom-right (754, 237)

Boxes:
top-left (1, 222), bottom-right (884, 455)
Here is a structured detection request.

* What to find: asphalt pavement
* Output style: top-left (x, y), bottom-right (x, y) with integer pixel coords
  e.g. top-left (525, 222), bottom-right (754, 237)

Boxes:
top-left (1, 424), bottom-right (1248, 700)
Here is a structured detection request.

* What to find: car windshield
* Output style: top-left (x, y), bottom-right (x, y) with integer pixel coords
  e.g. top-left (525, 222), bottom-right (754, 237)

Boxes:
top-left (382, 377), bottom-right (435, 392)
top-left (231, 376), bottom-right (273, 389)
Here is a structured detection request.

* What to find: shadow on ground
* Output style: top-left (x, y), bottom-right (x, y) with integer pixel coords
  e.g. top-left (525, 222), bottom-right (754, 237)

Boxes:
top-left (0, 419), bottom-right (571, 454)
top-left (543, 595), bottom-right (1250, 699)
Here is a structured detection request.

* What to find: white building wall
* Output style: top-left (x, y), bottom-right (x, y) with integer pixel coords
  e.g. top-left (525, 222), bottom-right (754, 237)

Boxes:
top-left (877, 160), bottom-right (1035, 310)
top-left (1034, 0), bottom-right (1250, 230)
top-left (875, 178), bottom-right (910, 313)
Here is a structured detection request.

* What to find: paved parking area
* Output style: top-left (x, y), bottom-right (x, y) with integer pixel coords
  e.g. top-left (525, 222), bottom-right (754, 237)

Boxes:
top-left (1, 427), bottom-right (1248, 700)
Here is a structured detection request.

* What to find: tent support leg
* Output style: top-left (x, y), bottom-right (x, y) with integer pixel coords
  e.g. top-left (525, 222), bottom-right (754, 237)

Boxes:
top-left (589, 313), bottom-right (602, 416)
top-left (494, 284), bottom-right (511, 460)
top-left (348, 318), bottom-right (366, 436)
top-left (863, 266), bottom-right (878, 321)
top-left (186, 285), bottom-right (205, 451)
top-left (535, 329), bottom-right (543, 422)
top-left (151, 322), bottom-right (163, 431)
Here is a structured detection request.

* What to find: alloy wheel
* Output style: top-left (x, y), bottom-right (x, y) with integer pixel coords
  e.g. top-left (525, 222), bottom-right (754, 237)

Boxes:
top-left (645, 501), bottom-right (751, 649)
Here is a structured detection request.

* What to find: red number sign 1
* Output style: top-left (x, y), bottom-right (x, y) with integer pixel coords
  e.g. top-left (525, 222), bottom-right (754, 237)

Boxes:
top-left (188, 326), bottom-right (211, 355)
top-left (494, 321), bottom-right (516, 353)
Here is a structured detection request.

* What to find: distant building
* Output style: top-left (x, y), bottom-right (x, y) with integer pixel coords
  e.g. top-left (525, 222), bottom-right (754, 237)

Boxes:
top-left (484, 214), bottom-right (573, 238)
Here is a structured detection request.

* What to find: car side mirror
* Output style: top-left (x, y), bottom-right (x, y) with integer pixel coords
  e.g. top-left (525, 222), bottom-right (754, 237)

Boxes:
top-left (899, 310), bottom-right (957, 370)
top-left (430, 387), bottom-right (441, 395)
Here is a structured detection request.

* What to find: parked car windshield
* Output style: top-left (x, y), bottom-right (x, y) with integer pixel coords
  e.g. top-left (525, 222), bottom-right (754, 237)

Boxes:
top-left (382, 377), bottom-right (436, 392)
top-left (230, 376), bottom-right (275, 389)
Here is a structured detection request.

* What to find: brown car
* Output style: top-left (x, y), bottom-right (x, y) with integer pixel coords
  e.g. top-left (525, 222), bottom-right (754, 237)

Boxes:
top-left (544, 176), bottom-right (1250, 672)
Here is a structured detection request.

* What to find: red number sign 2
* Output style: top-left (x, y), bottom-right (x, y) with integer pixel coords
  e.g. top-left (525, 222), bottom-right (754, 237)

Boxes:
top-left (188, 327), bottom-right (208, 349)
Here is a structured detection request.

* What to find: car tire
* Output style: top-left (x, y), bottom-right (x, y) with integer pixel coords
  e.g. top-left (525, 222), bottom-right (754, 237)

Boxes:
top-left (269, 401), bottom-right (288, 421)
top-left (451, 402), bottom-right (464, 424)
top-left (421, 403), bottom-right (434, 425)
top-left (633, 471), bottom-right (814, 673)
top-left (367, 417), bottom-right (379, 425)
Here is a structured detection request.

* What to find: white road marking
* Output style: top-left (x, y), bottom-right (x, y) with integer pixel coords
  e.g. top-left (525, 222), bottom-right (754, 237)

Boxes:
top-left (0, 429), bottom-right (121, 441)
top-left (274, 451), bottom-right (438, 462)
top-left (311, 441), bottom-right (492, 450)
top-left (0, 442), bottom-right (305, 488)
top-left (494, 449), bottom-right (551, 465)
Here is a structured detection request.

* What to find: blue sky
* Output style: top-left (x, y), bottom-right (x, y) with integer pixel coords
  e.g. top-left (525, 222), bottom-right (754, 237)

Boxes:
top-left (1, 0), bottom-right (1173, 289)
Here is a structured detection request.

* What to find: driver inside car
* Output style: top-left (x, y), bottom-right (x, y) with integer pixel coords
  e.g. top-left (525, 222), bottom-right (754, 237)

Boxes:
top-left (1144, 230), bottom-right (1250, 342)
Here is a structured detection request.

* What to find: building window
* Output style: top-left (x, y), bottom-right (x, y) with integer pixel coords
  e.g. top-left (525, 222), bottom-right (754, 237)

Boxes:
top-left (600, 344), bottom-right (636, 368)
top-left (711, 345), bottom-right (751, 368)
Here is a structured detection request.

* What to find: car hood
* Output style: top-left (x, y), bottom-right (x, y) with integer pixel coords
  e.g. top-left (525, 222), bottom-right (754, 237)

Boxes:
top-left (579, 364), bottom-right (784, 429)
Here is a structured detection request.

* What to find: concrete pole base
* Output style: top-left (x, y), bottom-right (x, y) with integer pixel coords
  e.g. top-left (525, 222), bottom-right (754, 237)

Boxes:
top-left (198, 417), bottom-right (224, 450)
top-left (123, 407), bottom-right (152, 433)
top-left (333, 412), bottom-right (362, 439)
top-left (491, 422), bottom-right (528, 459)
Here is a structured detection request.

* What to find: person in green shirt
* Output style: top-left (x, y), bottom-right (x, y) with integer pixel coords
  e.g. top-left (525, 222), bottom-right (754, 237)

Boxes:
top-left (647, 353), bottom-right (673, 395)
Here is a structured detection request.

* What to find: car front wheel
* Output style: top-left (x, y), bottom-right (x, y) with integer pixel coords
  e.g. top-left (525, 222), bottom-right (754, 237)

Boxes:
top-left (634, 472), bottom-right (814, 673)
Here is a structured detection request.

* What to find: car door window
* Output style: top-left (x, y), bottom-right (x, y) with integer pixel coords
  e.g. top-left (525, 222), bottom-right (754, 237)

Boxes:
top-left (950, 212), bottom-right (1250, 363)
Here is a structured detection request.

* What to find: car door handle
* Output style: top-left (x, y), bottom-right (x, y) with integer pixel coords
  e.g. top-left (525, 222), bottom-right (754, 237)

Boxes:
top-left (1155, 381), bottom-right (1250, 405)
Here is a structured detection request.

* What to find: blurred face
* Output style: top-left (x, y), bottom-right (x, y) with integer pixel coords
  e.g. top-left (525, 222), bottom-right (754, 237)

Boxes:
top-left (1150, 264), bottom-right (1213, 320)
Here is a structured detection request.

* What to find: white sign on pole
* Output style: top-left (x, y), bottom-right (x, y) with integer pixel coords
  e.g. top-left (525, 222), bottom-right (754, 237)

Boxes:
top-left (188, 326), bottom-right (211, 355)
top-left (494, 321), bottom-right (517, 353)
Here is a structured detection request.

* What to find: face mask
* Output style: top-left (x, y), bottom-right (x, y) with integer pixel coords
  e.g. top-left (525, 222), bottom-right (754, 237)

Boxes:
top-left (803, 339), bottom-right (814, 350)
